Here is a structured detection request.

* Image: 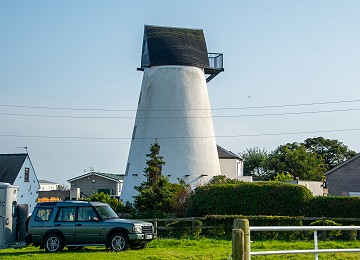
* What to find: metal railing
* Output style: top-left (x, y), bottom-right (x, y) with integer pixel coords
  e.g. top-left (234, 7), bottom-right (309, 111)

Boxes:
top-left (208, 53), bottom-right (223, 70)
top-left (232, 219), bottom-right (360, 260)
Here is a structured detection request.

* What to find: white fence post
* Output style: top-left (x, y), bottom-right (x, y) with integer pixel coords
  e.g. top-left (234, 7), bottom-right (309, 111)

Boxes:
top-left (314, 230), bottom-right (318, 260)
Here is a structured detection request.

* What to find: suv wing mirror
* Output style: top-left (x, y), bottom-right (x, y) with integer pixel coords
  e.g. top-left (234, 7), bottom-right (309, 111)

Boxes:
top-left (92, 216), bottom-right (99, 222)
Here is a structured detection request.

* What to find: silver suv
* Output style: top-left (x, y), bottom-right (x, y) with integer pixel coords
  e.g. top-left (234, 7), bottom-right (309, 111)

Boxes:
top-left (27, 201), bottom-right (155, 252)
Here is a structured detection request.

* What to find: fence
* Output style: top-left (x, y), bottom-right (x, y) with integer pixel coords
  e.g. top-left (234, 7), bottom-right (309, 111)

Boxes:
top-left (232, 219), bottom-right (360, 260)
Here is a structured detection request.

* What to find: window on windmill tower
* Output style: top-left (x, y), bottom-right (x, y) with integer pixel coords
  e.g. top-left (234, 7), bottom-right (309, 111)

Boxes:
top-left (24, 167), bottom-right (30, 182)
top-left (132, 125), bottom-right (137, 140)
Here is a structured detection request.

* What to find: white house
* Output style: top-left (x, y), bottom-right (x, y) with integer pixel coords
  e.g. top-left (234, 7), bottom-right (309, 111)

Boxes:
top-left (38, 180), bottom-right (60, 191)
top-left (217, 146), bottom-right (251, 182)
top-left (68, 172), bottom-right (124, 199)
top-left (287, 180), bottom-right (325, 196)
top-left (0, 153), bottom-right (39, 213)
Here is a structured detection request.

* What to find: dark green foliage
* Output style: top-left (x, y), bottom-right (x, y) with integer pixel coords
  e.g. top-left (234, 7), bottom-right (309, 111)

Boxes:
top-left (186, 182), bottom-right (312, 217)
top-left (133, 141), bottom-right (192, 218)
top-left (304, 137), bottom-right (357, 170)
top-left (201, 215), bottom-right (304, 240)
top-left (143, 140), bottom-right (165, 184)
top-left (308, 220), bottom-right (342, 240)
top-left (306, 196), bottom-right (360, 218)
top-left (208, 175), bottom-right (243, 184)
top-left (241, 147), bottom-right (269, 179)
top-left (134, 175), bottom-right (186, 218)
top-left (266, 142), bottom-right (327, 181)
top-left (88, 192), bottom-right (123, 212)
top-left (241, 137), bottom-right (356, 181)
top-left (166, 219), bottom-right (202, 238)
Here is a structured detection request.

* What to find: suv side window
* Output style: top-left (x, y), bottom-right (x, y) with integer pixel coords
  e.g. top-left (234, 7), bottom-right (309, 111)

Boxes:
top-left (56, 207), bottom-right (76, 222)
top-left (35, 208), bottom-right (53, 221)
top-left (78, 206), bottom-right (97, 221)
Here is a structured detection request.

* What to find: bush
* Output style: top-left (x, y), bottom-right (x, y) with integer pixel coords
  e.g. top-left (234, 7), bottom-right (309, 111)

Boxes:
top-left (88, 192), bottom-right (123, 212)
top-left (307, 220), bottom-right (342, 240)
top-left (306, 196), bottom-right (360, 218)
top-left (200, 215), bottom-right (304, 240)
top-left (167, 219), bottom-right (202, 238)
top-left (186, 182), bottom-right (312, 217)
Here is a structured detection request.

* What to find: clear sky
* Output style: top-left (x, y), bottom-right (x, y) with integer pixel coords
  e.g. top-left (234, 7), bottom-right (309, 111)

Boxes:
top-left (1, 1), bottom-right (360, 186)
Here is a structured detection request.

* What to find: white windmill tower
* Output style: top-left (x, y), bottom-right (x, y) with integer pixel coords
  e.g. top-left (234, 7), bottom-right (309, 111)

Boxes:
top-left (120, 25), bottom-right (224, 203)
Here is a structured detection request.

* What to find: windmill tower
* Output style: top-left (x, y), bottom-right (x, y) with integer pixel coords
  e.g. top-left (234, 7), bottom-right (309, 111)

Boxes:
top-left (120, 25), bottom-right (224, 202)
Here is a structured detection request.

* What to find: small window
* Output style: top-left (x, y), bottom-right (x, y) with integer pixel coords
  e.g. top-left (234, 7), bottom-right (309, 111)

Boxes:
top-left (56, 207), bottom-right (76, 222)
top-left (132, 125), bottom-right (137, 140)
top-left (35, 208), bottom-right (53, 221)
top-left (98, 189), bottom-right (113, 195)
top-left (125, 163), bottom-right (130, 176)
top-left (138, 91), bottom-right (142, 105)
top-left (12, 201), bottom-right (17, 217)
top-left (24, 168), bottom-right (30, 182)
top-left (78, 206), bottom-right (97, 222)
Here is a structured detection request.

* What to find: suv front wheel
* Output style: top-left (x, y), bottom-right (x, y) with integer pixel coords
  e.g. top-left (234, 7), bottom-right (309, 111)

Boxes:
top-left (109, 233), bottom-right (129, 252)
top-left (44, 233), bottom-right (64, 252)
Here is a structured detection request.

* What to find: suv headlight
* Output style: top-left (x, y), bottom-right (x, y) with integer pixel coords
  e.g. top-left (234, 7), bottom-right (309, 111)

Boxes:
top-left (133, 224), bottom-right (142, 233)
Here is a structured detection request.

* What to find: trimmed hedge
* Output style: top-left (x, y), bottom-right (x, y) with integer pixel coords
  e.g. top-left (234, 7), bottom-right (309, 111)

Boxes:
top-left (306, 196), bottom-right (360, 218)
top-left (202, 215), bottom-right (304, 240)
top-left (186, 182), bottom-right (312, 217)
top-left (186, 182), bottom-right (360, 218)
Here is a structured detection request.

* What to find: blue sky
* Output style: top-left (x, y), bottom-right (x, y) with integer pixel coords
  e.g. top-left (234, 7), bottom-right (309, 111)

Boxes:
top-left (1, 1), bottom-right (360, 185)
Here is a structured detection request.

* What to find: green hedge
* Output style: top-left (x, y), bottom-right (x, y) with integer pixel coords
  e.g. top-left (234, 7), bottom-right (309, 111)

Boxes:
top-left (202, 215), bottom-right (304, 240)
top-left (186, 182), bottom-right (312, 217)
top-left (186, 182), bottom-right (360, 218)
top-left (306, 196), bottom-right (360, 218)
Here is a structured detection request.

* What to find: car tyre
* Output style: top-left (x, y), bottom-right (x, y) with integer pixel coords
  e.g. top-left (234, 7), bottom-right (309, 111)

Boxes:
top-left (109, 233), bottom-right (129, 252)
top-left (130, 243), bottom-right (147, 250)
top-left (44, 233), bottom-right (64, 253)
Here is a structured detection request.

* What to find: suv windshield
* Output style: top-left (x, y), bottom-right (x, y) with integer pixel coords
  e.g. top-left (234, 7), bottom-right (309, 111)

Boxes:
top-left (94, 205), bottom-right (119, 220)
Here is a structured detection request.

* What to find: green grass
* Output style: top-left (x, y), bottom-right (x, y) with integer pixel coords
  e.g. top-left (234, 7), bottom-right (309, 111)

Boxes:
top-left (1, 239), bottom-right (360, 259)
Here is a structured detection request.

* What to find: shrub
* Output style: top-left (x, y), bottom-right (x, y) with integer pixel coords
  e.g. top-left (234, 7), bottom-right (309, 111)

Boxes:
top-left (167, 219), bottom-right (202, 238)
top-left (88, 192), bottom-right (123, 212)
top-left (307, 219), bottom-right (342, 240)
top-left (306, 196), bottom-right (360, 218)
top-left (186, 182), bottom-right (312, 217)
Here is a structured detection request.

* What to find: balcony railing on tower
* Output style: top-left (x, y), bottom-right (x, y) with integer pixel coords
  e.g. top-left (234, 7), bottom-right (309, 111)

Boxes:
top-left (204, 53), bottom-right (224, 82)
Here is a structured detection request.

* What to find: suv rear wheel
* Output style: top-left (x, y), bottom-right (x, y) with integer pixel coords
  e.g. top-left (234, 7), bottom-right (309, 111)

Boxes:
top-left (109, 233), bottom-right (129, 252)
top-left (44, 233), bottom-right (64, 252)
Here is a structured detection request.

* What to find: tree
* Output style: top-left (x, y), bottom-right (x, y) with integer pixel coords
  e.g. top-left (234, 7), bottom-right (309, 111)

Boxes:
top-left (207, 175), bottom-right (243, 184)
top-left (143, 140), bottom-right (165, 184)
top-left (241, 137), bottom-right (357, 182)
top-left (266, 142), bottom-right (327, 181)
top-left (133, 141), bottom-right (191, 217)
top-left (272, 172), bottom-right (294, 182)
top-left (88, 192), bottom-right (123, 213)
top-left (240, 147), bottom-right (269, 180)
top-left (304, 137), bottom-right (357, 170)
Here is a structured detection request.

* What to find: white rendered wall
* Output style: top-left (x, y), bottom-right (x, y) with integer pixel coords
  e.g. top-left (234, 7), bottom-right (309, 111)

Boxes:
top-left (13, 157), bottom-right (39, 214)
top-left (121, 66), bottom-right (221, 203)
top-left (219, 158), bottom-right (244, 180)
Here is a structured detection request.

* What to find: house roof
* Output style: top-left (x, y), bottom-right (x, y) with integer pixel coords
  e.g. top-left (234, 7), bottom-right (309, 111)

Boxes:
top-left (0, 153), bottom-right (28, 184)
top-left (217, 145), bottom-right (241, 159)
top-left (140, 25), bottom-right (209, 69)
top-left (38, 179), bottom-right (59, 185)
top-left (325, 153), bottom-right (360, 176)
top-left (67, 172), bottom-right (124, 183)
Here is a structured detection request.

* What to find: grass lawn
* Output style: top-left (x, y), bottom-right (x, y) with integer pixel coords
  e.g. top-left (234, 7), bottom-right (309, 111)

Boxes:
top-left (1, 238), bottom-right (360, 259)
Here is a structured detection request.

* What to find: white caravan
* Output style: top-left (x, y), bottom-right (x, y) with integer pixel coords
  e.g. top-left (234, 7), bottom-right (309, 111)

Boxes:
top-left (0, 182), bottom-right (27, 249)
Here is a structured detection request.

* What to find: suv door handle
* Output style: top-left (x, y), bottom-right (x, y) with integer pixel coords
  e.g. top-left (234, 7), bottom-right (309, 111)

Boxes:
top-left (76, 223), bottom-right (82, 226)
top-left (55, 224), bottom-right (61, 227)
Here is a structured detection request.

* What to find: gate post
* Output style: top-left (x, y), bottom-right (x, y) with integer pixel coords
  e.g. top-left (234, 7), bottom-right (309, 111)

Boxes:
top-left (233, 219), bottom-right (250, 260)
